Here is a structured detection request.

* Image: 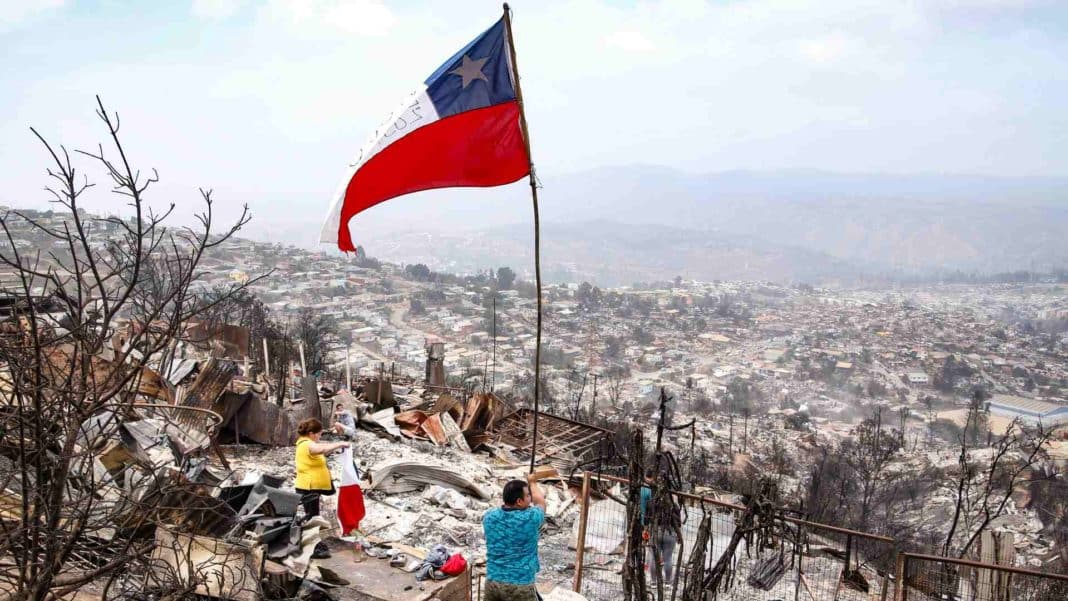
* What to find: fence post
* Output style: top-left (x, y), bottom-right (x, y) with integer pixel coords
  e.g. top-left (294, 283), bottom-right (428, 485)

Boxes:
top-left (573, 471), bottom-right (592, 593)
top-left (896, 553), bottom-right (907, 601)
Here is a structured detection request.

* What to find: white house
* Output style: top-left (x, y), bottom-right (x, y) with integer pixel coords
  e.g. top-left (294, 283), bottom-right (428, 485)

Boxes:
top-left (906, 372), bottom-right (929, 385)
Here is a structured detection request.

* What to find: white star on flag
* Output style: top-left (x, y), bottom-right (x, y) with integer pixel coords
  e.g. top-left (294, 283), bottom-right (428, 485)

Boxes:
top-left (449, 54), bottom-right (489, 88)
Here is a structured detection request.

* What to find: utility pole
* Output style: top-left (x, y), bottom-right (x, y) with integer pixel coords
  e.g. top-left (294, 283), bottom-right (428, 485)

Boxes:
top-left (654, 388), bottom-right (671, 472)
top-left (377, 362), bottom-right (384, 407)
top-left (263, 338), bottom-right (271, 377)
top-left (345, 345), bottom-right (352, 391)
top-left (590, 373), bottom-right (598, 417)
top-left (289, 361), bottom-right (296, 402)
top-left (742, 408), bottom-right (750, 454)
top-left (727, 395), bottom-right (734, 454)
top-left (491, 295), bottom-right (497, 392)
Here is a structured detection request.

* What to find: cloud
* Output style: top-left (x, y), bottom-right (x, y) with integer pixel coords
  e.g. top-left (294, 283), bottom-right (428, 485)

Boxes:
top-left (797, 34), bottom-right (853, 65)
top-left (191, 0), bottom-right (247, 20)
top-left (0, 0), bottom-right (65, 31)
top-left (258, 0), bottom-right (396, 37)
top-left (2, 0), bottom-right (1068, 234)
top-left (603, 29), bottom-right (656, 53)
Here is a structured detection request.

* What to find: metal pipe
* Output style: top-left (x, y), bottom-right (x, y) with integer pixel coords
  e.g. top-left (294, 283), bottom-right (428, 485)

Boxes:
top-left (502, 2), bottom-right (542, 475)
top-left (573, 471), bottom-right (592, 592)
top-left (900, 552), bottom-right (1068, 582)
top-left (896, 553), bottom-right (907, 601)
top-left (587, 472), bottom-right (896, 544)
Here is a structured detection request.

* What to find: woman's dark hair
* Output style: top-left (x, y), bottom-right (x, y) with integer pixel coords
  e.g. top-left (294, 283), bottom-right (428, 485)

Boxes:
top-left (297, 418), bottom-right (323, 436)
top-left (502, 479), bottom-right (529, 506)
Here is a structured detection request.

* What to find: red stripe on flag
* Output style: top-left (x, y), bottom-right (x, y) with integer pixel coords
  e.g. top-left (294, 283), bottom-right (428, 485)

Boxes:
top-left (337, 483), bottom-right (365, 535)
top-left (336, 100), bottom-right (530, 251)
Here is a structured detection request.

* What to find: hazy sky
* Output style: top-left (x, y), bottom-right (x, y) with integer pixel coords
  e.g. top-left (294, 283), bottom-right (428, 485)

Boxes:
top-left (2, 0), bottom-right (1067, 245)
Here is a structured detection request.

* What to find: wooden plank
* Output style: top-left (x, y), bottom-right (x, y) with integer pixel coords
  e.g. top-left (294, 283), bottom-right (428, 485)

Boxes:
top-left (440, 412), bottom-right (471, 453)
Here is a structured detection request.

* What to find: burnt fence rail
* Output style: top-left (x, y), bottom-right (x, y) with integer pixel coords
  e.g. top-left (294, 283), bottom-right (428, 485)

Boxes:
top-left (572, 473), bottom-right (900, 601)
top-left (898, 553), bottom-right (1068, 601)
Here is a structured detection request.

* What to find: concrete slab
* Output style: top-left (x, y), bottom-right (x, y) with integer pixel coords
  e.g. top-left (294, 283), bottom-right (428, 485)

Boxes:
top-left (315, 540), bottom-right (469, 601)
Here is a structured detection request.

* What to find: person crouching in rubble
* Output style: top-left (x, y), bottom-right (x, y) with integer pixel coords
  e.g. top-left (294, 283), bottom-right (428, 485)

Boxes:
top-left (482, 474), bottom-right (546, 601)
top-left (333, 402), bottom-right (357, 437)
top-left (294, 418), bottom-right (347, 557)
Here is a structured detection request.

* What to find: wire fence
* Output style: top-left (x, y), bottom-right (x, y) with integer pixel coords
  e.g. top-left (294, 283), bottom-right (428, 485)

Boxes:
top-left (572, 473), bottom-right (899, 601)
top-left (899, 553), bottom-right (1068, 601)
top-left (471, 566), bottom-right (486, 601)
top-left (467, 473), bottom-right (1068, 601)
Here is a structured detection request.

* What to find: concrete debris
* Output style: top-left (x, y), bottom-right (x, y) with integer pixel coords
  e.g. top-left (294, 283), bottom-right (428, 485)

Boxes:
top-left (543, 586), bottom-right (589, 601)
top-left (422, 485), bottom-right (470, 510)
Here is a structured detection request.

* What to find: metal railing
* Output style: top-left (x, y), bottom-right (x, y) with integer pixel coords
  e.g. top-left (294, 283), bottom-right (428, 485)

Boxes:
top-left (470, 473), bottom-right (1068, 601)
top-left (572, 472), bottom-right (900, 601)
top-left (471, 566), bottom-right (486, 601)
top-left (130, 402), bottom-right (223, 439)
top-left (897, 553), bottom-right (1068, 601)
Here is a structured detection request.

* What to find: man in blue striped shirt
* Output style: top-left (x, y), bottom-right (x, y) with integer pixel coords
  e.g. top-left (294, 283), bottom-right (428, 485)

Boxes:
top-left (482, 473), bottom-right (546, 601)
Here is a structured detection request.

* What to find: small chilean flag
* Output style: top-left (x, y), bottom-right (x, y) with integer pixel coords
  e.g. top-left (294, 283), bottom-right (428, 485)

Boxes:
top-left (321, 17), bottom-right (531, 252)
top-left (336, 445), bottom-right (365, 535)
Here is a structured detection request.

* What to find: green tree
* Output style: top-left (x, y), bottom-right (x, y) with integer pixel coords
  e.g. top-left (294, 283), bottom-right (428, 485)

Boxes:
top-left (496, 266), bottom-right (516, 290)
top-left (409, 296), bottom-right (426, 315)
top-left (605, 335), bottom-right (623, 359)
top-left (632, 326), bottom-right (654, 345)
top-left (406, 263), bottom-right (431, 281)
top-left (295, 307), bottom-right (341, 376)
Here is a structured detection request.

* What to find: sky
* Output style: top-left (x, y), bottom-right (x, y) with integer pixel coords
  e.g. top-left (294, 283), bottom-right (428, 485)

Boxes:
top-left (2, 0), bottom-right (1067, 246)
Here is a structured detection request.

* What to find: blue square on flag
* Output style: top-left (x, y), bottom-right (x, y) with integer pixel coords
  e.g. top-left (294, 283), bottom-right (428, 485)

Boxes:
top-left (425, 19), bottom-right (517, 119)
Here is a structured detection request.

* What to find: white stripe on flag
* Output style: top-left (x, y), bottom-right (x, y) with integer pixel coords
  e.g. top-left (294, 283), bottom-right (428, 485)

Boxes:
top-left (339, 445), bottom-right (359, 486)
top-left (319, 89), bottom-right (441, 244)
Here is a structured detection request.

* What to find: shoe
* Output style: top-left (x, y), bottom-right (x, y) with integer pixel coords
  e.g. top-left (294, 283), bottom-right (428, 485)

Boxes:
top-left (312, 542), bottom-right (332, 559)
top-left (364, 546), bottom-right (389, 558)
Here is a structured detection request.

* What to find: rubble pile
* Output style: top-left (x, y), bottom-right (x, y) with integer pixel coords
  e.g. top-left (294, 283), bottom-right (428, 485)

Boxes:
top-left (225, 414), bottom-right (586, 579)
top-left (1, 310), bottom-right (611, 600)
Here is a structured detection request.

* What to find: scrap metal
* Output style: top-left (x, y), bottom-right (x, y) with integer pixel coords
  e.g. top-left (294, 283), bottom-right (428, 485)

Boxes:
top-left (366, 461), bottom-right (490, 500)
top-left (181, 358), bottom-right (239, 411)
top-left (491, 408), bottom-right (609, 470)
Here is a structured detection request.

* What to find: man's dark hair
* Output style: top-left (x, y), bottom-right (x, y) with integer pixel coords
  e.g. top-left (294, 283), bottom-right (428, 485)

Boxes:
top-left (502, 479), bottom-right (528, 506)
top-left (645, 467), bottom-right (656, 480)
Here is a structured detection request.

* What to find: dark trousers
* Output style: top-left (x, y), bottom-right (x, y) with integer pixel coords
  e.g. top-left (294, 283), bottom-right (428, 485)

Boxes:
top-left (296, 487), bottom-right (331, 517)
top-left (485, 581), bottom-right (539, 601)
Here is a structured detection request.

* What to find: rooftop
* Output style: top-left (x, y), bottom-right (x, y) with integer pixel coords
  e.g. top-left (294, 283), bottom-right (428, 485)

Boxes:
top-left (989, 395), bottom-right (1066, 415)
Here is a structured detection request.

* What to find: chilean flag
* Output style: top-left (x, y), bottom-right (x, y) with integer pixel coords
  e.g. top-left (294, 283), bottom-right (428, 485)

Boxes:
top-left (321, 17), bottom-right (531, 252)
top-left (336, 445), bottom-right (365, 535)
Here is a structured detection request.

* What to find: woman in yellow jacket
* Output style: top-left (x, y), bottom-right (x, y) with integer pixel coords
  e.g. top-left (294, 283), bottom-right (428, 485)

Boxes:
top-left (294, 417), bottom-right (348, 518)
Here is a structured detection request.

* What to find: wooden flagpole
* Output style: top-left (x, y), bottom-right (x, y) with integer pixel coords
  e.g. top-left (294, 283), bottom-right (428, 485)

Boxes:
top-left (503, 3), bottom-right (542, 474)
